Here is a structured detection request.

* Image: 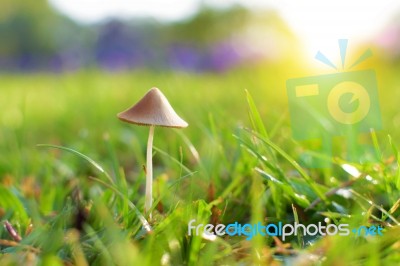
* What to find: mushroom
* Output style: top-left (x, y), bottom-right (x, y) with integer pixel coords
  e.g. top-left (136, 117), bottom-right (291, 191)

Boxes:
top-left (117, 87), bottom-right (188, 218)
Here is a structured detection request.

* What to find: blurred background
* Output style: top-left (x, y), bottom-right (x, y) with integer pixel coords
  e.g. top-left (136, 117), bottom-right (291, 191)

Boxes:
top-left (1, 0), bottom-right (399, 72)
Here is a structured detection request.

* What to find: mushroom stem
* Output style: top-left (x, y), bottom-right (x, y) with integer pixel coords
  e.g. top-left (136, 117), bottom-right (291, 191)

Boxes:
top-left (145, 125), bottom-right (155, 217)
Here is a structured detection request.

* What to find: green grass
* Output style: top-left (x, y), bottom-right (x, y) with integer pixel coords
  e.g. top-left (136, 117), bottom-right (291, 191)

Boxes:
top-left (0, 64), bottom-right (400, 265)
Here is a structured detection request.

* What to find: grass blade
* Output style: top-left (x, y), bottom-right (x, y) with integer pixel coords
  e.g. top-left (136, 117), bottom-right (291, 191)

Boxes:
top-left (350, 189), bottom-right (400, 226)
top-left (153, 146), bottom-right (192, 174)
top-left (292, 204), bottom-right (304, 248)
top-left (37, 144), bottom-right (115, 185)
top-left (88, 176), bottom-right (152, 233)
top-left (246, 129), bottom-right (328, 202)
top-left (245, 89), bottom-right (269, 139)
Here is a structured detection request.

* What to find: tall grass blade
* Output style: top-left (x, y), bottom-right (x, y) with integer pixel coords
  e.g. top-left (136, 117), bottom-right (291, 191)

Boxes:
top-left (246, 129), bottom-right (328, 202)
top-left (37, 144), bottom-right (115, 185)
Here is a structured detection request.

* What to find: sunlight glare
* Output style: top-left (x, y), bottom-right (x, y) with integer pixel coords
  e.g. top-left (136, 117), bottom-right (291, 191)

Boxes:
top-left (274, 0), bottom-right (400, 66)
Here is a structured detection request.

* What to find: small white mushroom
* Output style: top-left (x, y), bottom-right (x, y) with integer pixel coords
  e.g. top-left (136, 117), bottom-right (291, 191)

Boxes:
top-left (117, 87), bottom-right (188, 218)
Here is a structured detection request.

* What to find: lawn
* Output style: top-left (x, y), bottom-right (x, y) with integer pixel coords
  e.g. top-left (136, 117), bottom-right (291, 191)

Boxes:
top-left (1, 63), bottom-right (400, 265)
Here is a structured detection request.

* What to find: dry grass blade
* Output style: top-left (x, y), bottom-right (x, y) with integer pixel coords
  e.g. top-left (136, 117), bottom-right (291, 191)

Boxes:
top-left (305, 179), bottom-right (358, 211)
top-left (4, 221), bottom-right (22, 242)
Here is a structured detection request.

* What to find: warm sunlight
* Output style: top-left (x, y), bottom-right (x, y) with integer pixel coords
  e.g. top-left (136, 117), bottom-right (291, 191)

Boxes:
top-left (274, 0), bottom-right (400, 65)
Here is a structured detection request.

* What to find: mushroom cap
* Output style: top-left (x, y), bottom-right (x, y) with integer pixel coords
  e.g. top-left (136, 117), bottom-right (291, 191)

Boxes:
top-left (117, 87), bottom-right (188, 128)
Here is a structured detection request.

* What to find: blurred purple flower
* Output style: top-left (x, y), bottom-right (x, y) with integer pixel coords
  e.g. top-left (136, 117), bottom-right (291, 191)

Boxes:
top-left (168, 44), bottom-right (204, 71)
top-left (209, 42), bottom-right (241, 72)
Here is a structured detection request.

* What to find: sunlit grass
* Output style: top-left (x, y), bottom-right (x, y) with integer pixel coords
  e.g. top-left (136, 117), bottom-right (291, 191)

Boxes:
top-left (1, 65), bottom-right (400, 265)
